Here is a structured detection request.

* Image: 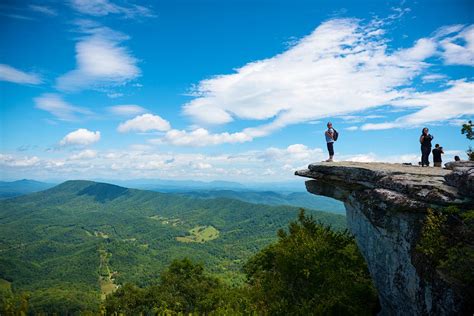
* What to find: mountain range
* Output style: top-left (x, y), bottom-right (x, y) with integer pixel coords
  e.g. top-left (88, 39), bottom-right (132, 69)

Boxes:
top-left (0, 180), bottom-right (346, 310)
top-left (0, 179), bottom-right (345, 214)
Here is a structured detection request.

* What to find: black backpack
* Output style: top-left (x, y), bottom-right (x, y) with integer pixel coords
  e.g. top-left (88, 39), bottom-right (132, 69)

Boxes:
top-left (333, 129), bottom-right (339, 141)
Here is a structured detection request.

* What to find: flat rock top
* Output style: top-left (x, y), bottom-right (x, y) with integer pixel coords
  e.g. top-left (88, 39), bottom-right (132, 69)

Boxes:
top-left (295, 161), bottom-right (473, 206)
top-left (307, 161), bottom-right (451, 176)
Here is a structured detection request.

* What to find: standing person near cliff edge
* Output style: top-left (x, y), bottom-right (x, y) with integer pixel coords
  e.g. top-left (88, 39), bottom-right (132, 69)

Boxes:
top-left (432, 144), bottom-right (444, 167)
top-left (324, 122), bottom-right (337, 162)
top-left (420, 127), bottom-right (433, 167)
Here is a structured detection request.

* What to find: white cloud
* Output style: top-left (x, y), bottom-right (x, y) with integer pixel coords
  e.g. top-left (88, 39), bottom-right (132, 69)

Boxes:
top-left (56, 24), bottom-right (140, 91)
top-left (176, 19), bottom-right (472, 142)
top-left (346, 126), bottom-right (359, 131)
top-left (118, 114), bottom-right (171, 133)
top-left (0, 13), bottom-right (35, 21)
top-left (361, 122), bottom-right (397, 131)
top-left (60, 129), bottom-right (101, 146)
top-left (108, 104), bottom-right (146, 116)
top-left (0, 154), bottom-right (40, 167)
top-left (421, 74), bottom-right (447, 83)
top-left (158, 128), bottom-right (252, 146)
top-left (339, 114), bottom-right (385, 123)
top-left (69, 149), bottom-right (98, 160)
top-left (0, 144), bottom-right (325, 181)
top-left (361, 80), bottom-right (474, 130)
top-left (182, 19), bottom-right (431, 130)
top-left (34, 93), bottom-right (92, 121)
top-left (0, 64), bottom-right (42, 84)
top-left (107, 92), bottom-right (124, 98)
top-left (70, 0), bottom-right (154, 18)
top-left (29, 5), bottom-right (57, 16)
top-left (341, 152), bottom-right (420, 164)
top-left (3, 143), bottom-right (468, 181)
top-left (439, 25), bottom-right (474, 66)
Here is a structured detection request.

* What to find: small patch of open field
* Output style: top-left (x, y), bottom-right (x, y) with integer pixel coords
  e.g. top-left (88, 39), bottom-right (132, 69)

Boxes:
top-left (176, 225), bottom-right (220, 243)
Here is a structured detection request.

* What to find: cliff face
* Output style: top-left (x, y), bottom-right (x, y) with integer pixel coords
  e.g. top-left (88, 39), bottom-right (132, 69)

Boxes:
top-left (295, 161), bottom-right (473, 315)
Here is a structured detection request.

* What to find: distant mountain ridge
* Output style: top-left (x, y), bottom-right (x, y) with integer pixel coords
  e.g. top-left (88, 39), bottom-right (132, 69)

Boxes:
top-left (0, 178), bottom-right (345, 214)
top-left (100, 178), bottom-right (306, 192)
top-left (178, 189), bottom-right (345, 214)
top-left (0, 179), bottom-right (55, 198)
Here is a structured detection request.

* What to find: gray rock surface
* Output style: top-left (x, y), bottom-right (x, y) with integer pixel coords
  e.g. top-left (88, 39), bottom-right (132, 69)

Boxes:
top-left (295, 161), bottom-right (473, 315)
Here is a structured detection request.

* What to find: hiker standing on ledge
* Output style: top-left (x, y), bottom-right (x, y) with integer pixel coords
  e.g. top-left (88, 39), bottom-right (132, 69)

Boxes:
top-left (432, 144), bottom-right (444, 167)
top-left (325, 122), bottom-right (336, 162)
top-left (420, 127), bottom-right (433, 167)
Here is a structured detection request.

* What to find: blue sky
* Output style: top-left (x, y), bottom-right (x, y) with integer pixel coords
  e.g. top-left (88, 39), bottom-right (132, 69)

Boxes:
top-left (0, 0), bottom-right (473, 182)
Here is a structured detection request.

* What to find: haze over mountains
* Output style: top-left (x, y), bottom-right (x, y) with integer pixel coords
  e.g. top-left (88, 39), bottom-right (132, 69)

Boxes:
top-left (0, 180), bottom-right (55, 198)
top-left (0, 179), bottom-right (345, 214)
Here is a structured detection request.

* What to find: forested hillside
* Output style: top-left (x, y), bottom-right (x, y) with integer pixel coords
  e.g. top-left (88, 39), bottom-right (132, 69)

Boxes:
top-left (0, 180), bottom-right (346, 313)
top-left (103, 211), bottom-right (379, 315)
top-left (177, 189), bottom-right (346, 214)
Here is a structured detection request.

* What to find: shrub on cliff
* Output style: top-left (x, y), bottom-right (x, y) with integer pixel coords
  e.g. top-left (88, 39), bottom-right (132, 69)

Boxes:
top-left (416, 206), bottom-right (474, 311)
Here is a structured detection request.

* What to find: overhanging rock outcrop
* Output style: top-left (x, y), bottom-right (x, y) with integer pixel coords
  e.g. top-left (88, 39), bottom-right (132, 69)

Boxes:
top-left (295, 161), bottom-right (473, 315)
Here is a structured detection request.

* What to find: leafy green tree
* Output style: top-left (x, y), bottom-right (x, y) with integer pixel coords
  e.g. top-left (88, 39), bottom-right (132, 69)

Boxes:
top-left (0, 284), bottom-right (29, 316)
top-left (104, 258), bottom-right (254, 315)
top-left (461, 120), bottom-right (474, 160)
top-left (103, 283), bottom-right (147, 315)
top-left (155, 258), bottom-right (221, 314)
top-left (243, 210), bottom-right (379, 315)
top-left (416, 207), bottom-right (474, 302)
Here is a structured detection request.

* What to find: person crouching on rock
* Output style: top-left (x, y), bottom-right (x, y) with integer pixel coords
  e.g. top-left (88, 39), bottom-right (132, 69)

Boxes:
top-left (420, 127), bottom-right (433, 167)
top-left (325, 122), bottom-right (335, 162)
top-left (432, 144), bottom-right (444, 167)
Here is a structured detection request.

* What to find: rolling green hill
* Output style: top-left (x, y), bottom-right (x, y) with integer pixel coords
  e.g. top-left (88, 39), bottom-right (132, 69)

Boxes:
top-left (0, 180), bottom-right (345, 312)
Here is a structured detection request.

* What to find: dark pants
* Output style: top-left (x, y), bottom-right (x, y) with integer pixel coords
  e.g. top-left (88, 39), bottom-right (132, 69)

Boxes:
top-left (421, 146), bottom-right (431, 166)
top-left (327, 142), bottom-right (334, 156)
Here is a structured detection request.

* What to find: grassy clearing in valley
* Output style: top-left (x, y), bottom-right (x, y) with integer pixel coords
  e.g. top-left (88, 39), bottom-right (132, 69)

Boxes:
top-left (176, 225), bottom-right (220, 243)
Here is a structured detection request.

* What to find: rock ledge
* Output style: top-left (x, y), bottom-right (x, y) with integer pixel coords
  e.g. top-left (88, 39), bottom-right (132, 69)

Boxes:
top-left (295, 161), bottom-right (473, 315)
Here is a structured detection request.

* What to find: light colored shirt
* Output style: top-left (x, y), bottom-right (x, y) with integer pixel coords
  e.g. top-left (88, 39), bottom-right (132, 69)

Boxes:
top-left (325, 128), bottom-right (334, 143)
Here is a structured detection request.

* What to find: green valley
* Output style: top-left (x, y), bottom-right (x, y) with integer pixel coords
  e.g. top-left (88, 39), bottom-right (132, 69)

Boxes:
top-left (0, 180), bottom-right (346, 313)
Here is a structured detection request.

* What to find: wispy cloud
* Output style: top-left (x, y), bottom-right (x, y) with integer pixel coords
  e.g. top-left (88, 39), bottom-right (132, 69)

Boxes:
top-left (29, 4), bottom-right (57, 16)
top-left (361, 80), bottom-right (474, 130)
top-left (183, 18), bottom-right (433, 128)
top-left (421, 74), bottom-right (447, 83)
top-left (69, 0), bottom-right (155, 18)
top-left (56, 22), bottom-right (140, 92)
top-left (69, 149), bottom-right (98, 160)
top-left (157, 128), bottom-right (253, 147)
top-left (0, 64), bottom-right (42, 84)
top-left (34, 93), bottom-right (92, 121)
top-left (438, 25), bottom-right (474, 66)
top-left (173, 18), bottom-right (472, 144)
top-left (0, 12), bottom-right (35, 21)
top-left (108, 104), bottom-right (146, 116)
